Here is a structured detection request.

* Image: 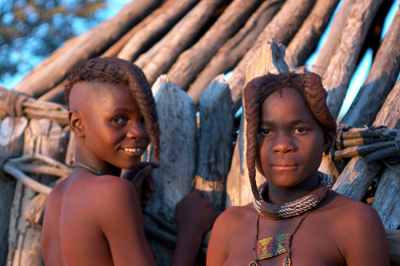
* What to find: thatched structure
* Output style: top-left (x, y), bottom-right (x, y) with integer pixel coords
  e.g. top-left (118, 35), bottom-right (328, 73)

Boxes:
top-left (0, 0), bottom-right (399, 265)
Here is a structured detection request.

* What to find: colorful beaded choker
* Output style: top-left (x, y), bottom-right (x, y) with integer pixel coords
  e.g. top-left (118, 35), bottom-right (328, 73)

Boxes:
top-left (252, 171), bottom-right (332, 219)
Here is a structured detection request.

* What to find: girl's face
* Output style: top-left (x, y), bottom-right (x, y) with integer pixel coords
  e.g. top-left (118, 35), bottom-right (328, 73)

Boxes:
top-left (256, 87), bottom-right (330, 188)
top-left (72, 81), bottom-right (150, 174)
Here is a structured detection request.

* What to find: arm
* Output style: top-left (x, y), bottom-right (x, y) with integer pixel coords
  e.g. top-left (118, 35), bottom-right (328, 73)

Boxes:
top-left (171, 190), bottom-right (218, 266)
top-left (340, 202), bottom-right (390, 266)
top-left (96, 177), bottom-right (156, 266)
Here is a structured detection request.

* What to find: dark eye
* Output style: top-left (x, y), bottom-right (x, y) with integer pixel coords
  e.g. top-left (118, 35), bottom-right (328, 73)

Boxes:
top-left (294, 127), bottom-right (306, 134)
top-left (112, 116), bottom-right (127, 124)
top-left (260, 129), bottom-right (271, 136)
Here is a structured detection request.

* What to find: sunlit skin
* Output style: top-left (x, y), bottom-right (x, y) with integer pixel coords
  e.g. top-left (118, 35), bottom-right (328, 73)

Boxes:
top-left (41, 81), bottom-right (217, 266)
top-left (207, 88), bottom-right (390, 266)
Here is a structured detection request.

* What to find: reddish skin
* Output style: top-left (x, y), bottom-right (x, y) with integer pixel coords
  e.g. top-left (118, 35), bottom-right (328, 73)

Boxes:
top-left (41, 81), bottom-right (217, 266)
top-left (207, 88), bottom-right (389, 266)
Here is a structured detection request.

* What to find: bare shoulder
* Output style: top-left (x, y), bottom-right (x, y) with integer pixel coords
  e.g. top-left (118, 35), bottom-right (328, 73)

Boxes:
top-left (213, 204), bottom-right (255, 232)
top-left (325, 192), bottom-right (390, 265)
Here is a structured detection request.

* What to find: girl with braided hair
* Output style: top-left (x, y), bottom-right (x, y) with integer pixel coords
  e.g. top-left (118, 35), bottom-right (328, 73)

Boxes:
top-left (41, 57), bottom-right (217, 266)
top-left (207, 72), bottom-right (389, 266)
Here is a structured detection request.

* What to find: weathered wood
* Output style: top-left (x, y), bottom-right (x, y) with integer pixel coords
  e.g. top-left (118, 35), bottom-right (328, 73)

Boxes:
top-left (139, 0), bottom-right (229, 85)
top-left (145, 79), bottom-right (197, 223)
top-left (142, 79), bottom-right (197, 265)
top-left (36, 79), bottom-right (67, 104)
top-left (341, 5), bottom-right (400, 127)
top-left (310, 0), bottom-right (356, 77)
top-left (13, 0), bottom-right (163, 98)
top-left (101, 0), bottom-right (178, 58)
top-left (193, 76), bottom-right (234, 212)
top-left (323, 0), bottom-right (384, 119)
top-left (372, 163), bottom-right (400, 229)
top-left (187, 0), bottom-right (284, 103)
top-left (228, 0), bottom-right (316, 113)
top-left (0, 117), bottom-right (28, 266)
top-left (333, 80), bottom-right (400, 201)
top-left (285, 0), bottom-right (340, 68)
top-left (117, 0), bottom-right (199, 62)
top-left (7, 119), bottom-right (67, 266)
top-left (387, 229), bottom-right (400, 266)
top-left (167, 0), bottom-right (264, 91)
top-left (226, 41), bottom-right (279, 207)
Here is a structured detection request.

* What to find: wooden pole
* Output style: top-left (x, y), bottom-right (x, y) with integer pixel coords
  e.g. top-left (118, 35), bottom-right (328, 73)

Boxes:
top-left (0, 117), bottom-right (28, 266)
top-left (333, 80), bottom-right (400, 201)
top-left (139, 0), bottom-right (229, 85)
top-left (193, 76), bottom-right (234, 212)
top-left (323, 0), bottom-right (384, 119)
top-left (166, 0), bottom-right (264, 91)
top-left (13, 0), bottom-right (163, 98)
top-left (187, 0), bottom-right (284, 104)
top-left (117, 0), bottom-right (199, 62)
top-left (285, 0), bottom-right (340, 68)
top-left (310, 0), bottom-right (356, 77)
top-left (228, 0), bottom-right (316, 113)
top-left (341, 5), bottom-right (400, 126)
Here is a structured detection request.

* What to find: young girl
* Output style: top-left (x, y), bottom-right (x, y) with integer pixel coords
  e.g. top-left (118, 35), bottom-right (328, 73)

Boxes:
top-left (41, 57), bottom-right (217, 266)
top-left (207, 72), bottom-right (389, 266)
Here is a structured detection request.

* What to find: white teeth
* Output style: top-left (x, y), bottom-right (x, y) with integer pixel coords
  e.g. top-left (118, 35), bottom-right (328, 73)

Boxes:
top-left (123, 148), bottom-right (142, 153)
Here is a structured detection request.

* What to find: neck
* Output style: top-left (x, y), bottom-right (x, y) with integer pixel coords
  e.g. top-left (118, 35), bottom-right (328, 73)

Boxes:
top-left (265, 172), bottom-right (320, 205)
top-left (74, 151), bottom-right (121, 177)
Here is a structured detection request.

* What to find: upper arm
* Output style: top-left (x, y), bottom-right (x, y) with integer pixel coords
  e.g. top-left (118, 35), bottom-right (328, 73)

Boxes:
top-left (95, 178), bottom-right (156, 266)
top-left (340, 203), bottom-right (390, 266)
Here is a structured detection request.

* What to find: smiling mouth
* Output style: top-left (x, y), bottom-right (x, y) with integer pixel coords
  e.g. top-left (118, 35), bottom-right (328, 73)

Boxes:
top-left (122, 147), bottom-right (144, 153)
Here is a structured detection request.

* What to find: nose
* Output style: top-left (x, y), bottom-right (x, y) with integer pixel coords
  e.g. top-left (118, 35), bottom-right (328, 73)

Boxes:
top-left (126, 121), bottom-right (149, 140)
top-left (272, 132), bottom-right (296, 153)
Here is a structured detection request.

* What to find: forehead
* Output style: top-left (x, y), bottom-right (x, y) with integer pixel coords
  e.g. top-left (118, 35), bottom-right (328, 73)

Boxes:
top-left (260, 87), bottom-right (314, 120)
top-left (69, 81), bottom-right (134, 109)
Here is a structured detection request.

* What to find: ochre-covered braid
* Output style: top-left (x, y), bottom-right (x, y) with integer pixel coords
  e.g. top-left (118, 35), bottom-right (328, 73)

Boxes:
top-left (243, 72), bottom-right (337, 201)
top-left (65, 57), bottom-right (161, 161)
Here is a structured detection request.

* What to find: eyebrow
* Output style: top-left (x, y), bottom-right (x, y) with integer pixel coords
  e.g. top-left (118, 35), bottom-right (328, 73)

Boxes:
top-left (259, 119), bottom-right (314, 126)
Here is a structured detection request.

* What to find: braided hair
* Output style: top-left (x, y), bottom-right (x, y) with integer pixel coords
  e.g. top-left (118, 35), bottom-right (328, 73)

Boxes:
top-left (243, 72), bottom-right (336, 200)
top-left (65, 57), bottom-right (161, 161)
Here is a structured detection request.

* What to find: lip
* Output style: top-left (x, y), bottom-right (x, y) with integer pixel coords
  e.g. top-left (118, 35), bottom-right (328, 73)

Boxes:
top-left (271, 160), bottom-right (298, 170)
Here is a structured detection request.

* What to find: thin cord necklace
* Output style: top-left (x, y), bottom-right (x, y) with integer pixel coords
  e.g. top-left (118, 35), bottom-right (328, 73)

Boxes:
top-left (249, 211), bottom-right (312, 266)
top-left (71, 162), bottom-right (103, 176)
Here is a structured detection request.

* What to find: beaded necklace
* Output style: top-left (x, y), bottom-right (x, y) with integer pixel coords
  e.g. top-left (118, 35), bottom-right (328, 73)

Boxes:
top-left (249, 172), bottom-right (332, 265)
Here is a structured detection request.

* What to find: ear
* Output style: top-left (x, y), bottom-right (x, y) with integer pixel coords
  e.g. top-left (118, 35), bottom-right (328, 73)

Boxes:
top-left (69, 110), bottom-right (85, 138)
top-left (322, 131), bottom-right (335, 154)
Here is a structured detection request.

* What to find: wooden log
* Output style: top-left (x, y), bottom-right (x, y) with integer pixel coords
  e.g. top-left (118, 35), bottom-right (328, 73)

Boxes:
top-left (142, 78), bottom-right (197, 265)
top-left (372, 163), bottom-right (400, 229)
top-left (228, 0), bottom-right (317, 113)
top-left (13, 0), bottom-right (163, 98)
top-left (187, 0), bottom-right (284, 103)
top-left (36, 79), bottom-right (67, 104)
top-left (101, 0), bottom-right (178, 58)
top-left (118, 0), bottom-right (199, 62)
top-left (226, 41), bottom-right (280, 208)
top-left (310, 0), bottom-right (356, 77)
top-left (285, 0), bottom-right (340, 68)
top-left (166, 0), bottom-right (264, 91)
top-left (144, 79), bottom-right (197, 223)
top-left (0, 117), bottom-right (28, 266)
top-left (193, 76), bottom-right (234, 212)
top-left (387, 229), bottom-right (400, 266)
top-left (139, 0), bottom-right (229, 85)
top-left (7, 119), bottom-right (67, 266)
top-left (333, 80), bottom-right (400, 201)
top-left (323, 0), bottom-right (384, 119)
top-left (341, 5), bottom-right (400, 127)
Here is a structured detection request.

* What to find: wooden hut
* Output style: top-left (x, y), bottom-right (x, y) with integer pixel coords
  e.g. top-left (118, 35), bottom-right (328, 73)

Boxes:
top-left (0, 0), bottom-right (399, 265)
